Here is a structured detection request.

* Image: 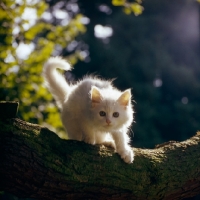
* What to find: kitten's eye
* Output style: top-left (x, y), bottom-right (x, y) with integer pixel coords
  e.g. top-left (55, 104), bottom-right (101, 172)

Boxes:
top-left (99, 111), bottom-right (106, 117)
top-left (113, 112), bottom-right (119, 118)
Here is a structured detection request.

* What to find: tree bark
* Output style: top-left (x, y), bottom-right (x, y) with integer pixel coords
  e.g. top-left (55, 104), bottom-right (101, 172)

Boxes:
top-left (0, 118), bottom-right (200, 200)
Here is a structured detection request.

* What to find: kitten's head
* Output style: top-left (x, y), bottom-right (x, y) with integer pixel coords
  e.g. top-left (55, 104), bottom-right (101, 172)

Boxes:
top-left (89, 86), bottom-right (133, 131)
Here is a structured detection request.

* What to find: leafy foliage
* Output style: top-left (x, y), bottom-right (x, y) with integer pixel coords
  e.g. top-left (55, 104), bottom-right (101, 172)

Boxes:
top-left (112, 0), bottom-right (143, 15)
top-left (0, 0), bottom-right (86, 137)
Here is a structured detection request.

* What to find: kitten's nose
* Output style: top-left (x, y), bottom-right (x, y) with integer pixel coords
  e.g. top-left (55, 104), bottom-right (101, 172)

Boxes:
top-left (106, 118), bottom-right (111, 125)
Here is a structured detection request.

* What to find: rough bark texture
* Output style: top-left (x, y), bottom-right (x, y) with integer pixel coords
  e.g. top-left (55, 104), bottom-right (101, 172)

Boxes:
top-left (0, 117), bottom-right (200, 200)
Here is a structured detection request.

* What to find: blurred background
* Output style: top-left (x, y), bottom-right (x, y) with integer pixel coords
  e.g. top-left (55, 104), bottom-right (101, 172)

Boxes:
top-left (1, 0), bottom-right (200, 145)
top-left (1, 0), bottom-right (200, 198)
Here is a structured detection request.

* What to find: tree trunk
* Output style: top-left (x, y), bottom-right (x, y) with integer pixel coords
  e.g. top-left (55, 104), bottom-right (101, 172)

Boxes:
top-left (0, 117), bottom-right (200, 199)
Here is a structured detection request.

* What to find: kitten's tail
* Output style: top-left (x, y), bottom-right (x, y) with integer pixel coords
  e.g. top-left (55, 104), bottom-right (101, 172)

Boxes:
top-left (43, 57), bottom-right (72, 109)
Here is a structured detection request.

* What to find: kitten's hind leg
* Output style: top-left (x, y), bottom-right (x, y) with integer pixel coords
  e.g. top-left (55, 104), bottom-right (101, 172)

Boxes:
top-left (63, 120), bottom-right (83, 141)
top-left (81, 128), bottom-right (96, 145)
top-left (83, 134), bottom-right (95, 145)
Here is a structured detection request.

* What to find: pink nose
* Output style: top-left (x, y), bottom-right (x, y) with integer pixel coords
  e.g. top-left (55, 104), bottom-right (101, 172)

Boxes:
top-left (106, 119), bottom-right (111, 124)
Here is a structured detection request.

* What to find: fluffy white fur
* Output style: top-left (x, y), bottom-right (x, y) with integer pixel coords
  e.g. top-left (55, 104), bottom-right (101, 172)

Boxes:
top-left (43, 57), bottom-right (134, 163)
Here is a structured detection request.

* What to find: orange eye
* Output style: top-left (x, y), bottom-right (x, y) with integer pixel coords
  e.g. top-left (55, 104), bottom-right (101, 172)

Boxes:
top-left (113, 112), bottom-right (119, 118)
top-left (99, 111), bottom-right (106, 117)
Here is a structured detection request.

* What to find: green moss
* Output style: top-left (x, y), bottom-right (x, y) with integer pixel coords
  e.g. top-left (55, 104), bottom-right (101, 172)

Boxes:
top-left (1, 118), bottom-right (200, 198)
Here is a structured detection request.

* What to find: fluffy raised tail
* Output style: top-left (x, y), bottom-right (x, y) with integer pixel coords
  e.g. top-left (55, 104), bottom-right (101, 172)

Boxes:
top-left (43, 57), bottom-right (72, 109)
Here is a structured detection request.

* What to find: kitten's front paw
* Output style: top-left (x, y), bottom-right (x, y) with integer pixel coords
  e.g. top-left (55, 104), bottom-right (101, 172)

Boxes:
top-left (102, 140), bottom-right (116, 149)
top-left (83, 137), bottom-right (95, 145)
top-left (119, 147), bottom-right (134, 164)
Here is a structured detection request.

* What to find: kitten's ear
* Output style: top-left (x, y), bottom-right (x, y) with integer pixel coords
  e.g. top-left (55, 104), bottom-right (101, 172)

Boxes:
top-left (117, 89), bottom-right (131, 106)
top-left (90, 86), bottom-right (102, 105)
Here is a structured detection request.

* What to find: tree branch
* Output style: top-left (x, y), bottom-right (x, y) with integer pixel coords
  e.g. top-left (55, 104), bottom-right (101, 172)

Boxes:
top-left (0, 117), bottom-right (200, 199)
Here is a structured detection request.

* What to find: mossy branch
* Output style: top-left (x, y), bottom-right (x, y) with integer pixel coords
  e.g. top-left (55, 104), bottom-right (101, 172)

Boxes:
top-left (0, 117), bottom-right (200, 199)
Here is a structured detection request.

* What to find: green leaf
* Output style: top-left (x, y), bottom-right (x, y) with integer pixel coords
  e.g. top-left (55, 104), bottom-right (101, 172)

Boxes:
top-left (130, 3), bottom-right (143, 16)
top-left (112, 0), bottom-right (126, 6)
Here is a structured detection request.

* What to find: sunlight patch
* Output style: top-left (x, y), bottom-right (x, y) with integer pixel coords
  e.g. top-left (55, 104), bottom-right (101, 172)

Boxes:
top-left (94, 24), bottom-right (113, 38)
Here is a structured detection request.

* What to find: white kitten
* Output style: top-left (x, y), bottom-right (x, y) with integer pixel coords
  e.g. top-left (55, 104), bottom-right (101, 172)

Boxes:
top-left (43, 57), bottom-right (134, 163)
